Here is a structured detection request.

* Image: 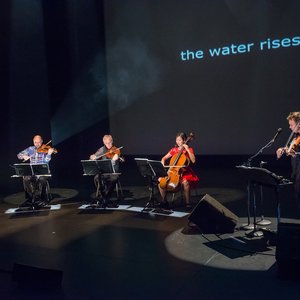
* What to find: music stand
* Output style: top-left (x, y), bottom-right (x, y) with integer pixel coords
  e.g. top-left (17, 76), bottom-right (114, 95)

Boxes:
top-left (148, 160), bottom-right (168, 178)
top-left (135, 158), bottom-right (168, 210)
top-left (236, 165), bottom-right (291, 237)
top-left (81, 159), bottom-right (120, 207)
top-left (11, 163), bottom-right (51, 210)
top-left (12, 163), bottom-right (50, 177)
top-left (81, 160), bottom-right (100, 176)
top-left (135, 158), bottom-right (153, 178)
top-left (81, 159), bottom-right (116, 175)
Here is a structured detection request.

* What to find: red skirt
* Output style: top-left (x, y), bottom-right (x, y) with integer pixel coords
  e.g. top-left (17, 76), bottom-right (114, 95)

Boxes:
top-left (181, 167), bottom-right (199, 189)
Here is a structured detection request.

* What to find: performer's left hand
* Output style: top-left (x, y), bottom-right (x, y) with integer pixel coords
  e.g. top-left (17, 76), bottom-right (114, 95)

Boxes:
top-left (48, 148), bottom-right (54, 155)
top-left (183, 144), bottom-right (189, 151)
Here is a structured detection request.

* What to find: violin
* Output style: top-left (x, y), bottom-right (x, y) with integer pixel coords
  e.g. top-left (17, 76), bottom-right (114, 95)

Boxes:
top-left (159, 133), bottom-right (194, 192)
top-left (97, 146), bottom-right (124, 162)
top-left (37, 144), bottom-right (58, 154)
top-left (22, 140), bottom-right (57, 162)
top-left (104, 146), bottom-right (121, 159)
top-left (37, 140), bottom-right (58, 154)
top-left (286, 135), bottom-right (300, 155)
top-left (278, 122), bottom-right (300, 159)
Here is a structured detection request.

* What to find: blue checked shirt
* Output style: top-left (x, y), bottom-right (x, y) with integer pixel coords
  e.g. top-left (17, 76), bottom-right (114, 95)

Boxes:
top-left (17, 146), bottom-right (52, 164)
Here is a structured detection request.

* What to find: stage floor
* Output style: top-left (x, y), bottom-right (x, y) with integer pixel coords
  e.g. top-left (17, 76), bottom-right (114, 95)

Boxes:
top-left (0, 163), bottom-right (300, 299)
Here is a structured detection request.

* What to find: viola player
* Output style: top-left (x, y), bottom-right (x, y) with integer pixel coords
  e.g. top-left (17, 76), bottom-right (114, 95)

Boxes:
top-left (17, 135), bottom-right (54, 206)
top-left (158, 132), bottom-right (199, 210)
top-left (276, 112), bottom-right (300, 212)
top-left (89, 134), bottom-right (121, 207)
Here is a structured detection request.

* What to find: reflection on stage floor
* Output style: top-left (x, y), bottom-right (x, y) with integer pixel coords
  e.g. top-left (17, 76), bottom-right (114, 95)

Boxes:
top-left (0, 165), bottom-right (299, 299)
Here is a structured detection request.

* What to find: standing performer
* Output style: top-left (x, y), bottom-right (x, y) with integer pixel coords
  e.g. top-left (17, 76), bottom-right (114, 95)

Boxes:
top-left (17, 135), bottom-right (55, 206)
top-left (277, 112), bottom-right (300, 211)
top-left (89, 134), bottom-right (122, 207)
top-left (158, 132), bottom-right (199, 209)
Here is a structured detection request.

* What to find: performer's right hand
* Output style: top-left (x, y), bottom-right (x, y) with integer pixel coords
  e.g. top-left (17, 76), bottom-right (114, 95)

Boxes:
top-left (276, 147), bottom-right (285, 159)
top-left (22, 155), bottom-right (30, 161)
top-left (90, 154), bottom-right (97, 160)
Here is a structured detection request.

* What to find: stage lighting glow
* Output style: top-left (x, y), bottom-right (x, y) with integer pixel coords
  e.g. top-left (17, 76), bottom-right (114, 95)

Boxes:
top-left (51, 54), bottom-right (107, 145)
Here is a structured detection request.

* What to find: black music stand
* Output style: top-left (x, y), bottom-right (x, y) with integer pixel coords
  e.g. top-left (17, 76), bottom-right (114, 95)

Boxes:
top-left (135, 158), bottom-right (168, 211)
top-left (148, 159), bottom-right (168, 178)
top-left (236, 165), bottom-right (291, 237)
top-left (81, 159), bottom-right (116, 175)
top-left (12, 163), bottom-right (51, 177)
top-left (81, 159), bottom-right (120, 207)
top-left (12, 163), bottom-right (51, 209)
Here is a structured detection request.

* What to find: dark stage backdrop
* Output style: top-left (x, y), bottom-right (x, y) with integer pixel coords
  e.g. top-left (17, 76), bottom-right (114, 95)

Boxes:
top-left (0, 0), bottom-right (299, 193)
top-left (0, 0), bottom-right (109, 192)
top-left (104, 0), bottom-right (300, 155)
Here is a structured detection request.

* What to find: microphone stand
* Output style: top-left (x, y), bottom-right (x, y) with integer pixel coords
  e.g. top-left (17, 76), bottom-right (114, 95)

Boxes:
top-left (245, 137), bottom-right (275, 167)
top-left (241, 136), bottom-right (276, 234)
top-left (256, 160), bottom-right (272, 226)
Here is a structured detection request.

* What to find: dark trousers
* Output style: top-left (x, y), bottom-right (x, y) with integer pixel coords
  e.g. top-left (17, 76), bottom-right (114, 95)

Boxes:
top-left (23, 176), bottom-right (49, 203)
top-left (294, 180), bottom-right (300, 210)
top-left (94, 174), bottom-right (118, 202)
top-left (291, 157), bottom-right (300, 211)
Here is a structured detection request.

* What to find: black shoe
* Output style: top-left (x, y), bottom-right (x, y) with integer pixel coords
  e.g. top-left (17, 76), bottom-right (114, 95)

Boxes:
top-left (38, 200), bottom-right (50, 207)
top-left (107, 201), bottom-right (118, 208)
top-left (159, 201), bottom-right (169, 209)
top-left (185, 203), bottom-right (192, 211)
top-left (89, 199), bottom-right (97, 205)
top-left (101, 198), bottom-right (108, 208)
top-left (19, 199), bottom-right (33, 207)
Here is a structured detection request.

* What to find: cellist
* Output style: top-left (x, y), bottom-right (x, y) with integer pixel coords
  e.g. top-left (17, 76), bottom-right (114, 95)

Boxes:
top-left (158, 132), bottom-right (199, 210)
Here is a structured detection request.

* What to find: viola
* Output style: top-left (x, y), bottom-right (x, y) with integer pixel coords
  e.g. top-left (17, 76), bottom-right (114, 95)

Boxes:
top-left (37, 141), bottom-right (58, 154)
top-left (159, 133), bottom-right (194, 192)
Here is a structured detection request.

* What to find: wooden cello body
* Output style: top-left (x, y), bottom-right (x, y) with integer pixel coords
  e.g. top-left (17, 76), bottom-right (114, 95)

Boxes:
top-left (159, 133), bottom-right (194, 192)
top-left (159, 153), bottom-right (189, 192)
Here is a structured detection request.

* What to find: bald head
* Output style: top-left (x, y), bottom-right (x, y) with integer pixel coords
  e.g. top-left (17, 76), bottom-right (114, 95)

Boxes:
top-left (33, 135), bottom-right (43, 148)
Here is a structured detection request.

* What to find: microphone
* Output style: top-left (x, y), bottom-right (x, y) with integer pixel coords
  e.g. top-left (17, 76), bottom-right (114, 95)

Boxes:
top-left (260, 161), bottom-right (267, 166)
top-left (271, 128), bottom-right (282, 142)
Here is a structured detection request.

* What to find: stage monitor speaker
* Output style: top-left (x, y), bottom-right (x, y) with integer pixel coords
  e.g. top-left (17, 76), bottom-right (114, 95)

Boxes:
top-left (276, 222), bottom-right (300, 280)
top-left (12, 263), bottom-right (63, 289)
top-left (188, 194), bottom-right (238, 234)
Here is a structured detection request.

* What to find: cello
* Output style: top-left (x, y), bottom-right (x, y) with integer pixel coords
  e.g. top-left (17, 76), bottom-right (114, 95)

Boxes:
top-left (159, 133), bottom-right (194, 192)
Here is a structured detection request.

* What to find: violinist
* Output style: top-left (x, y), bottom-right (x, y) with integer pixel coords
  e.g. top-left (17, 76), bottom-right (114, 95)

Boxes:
top-left (277, 112), bottom-right (300, 211)
top-left (17, 135), bottom-right (55, 206)
top-left (89, 134), bottom-right (121, 207)
top-left (158, 132), bottom-right (199, 210)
